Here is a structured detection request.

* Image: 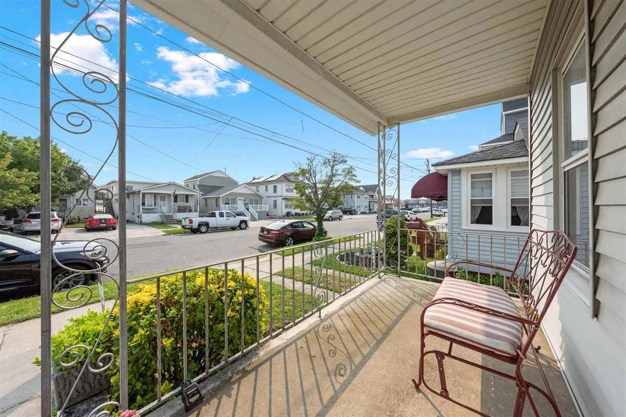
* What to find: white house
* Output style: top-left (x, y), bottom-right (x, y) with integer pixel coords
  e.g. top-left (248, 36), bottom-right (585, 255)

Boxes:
top-left (340, 186), bottom-right (369, 213)
top-left (57, 184), bottom-right (98, 220)
top-left (99, 180), bottom-right (201, 224)
top-left (361, 184), bottom-right (379, 213)
top-left (247, 173), bottom-right (304, 217)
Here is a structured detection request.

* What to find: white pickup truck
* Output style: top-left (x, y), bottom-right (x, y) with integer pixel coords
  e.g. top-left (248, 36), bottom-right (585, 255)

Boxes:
top-left (182, 211), bottom-right (250, 233)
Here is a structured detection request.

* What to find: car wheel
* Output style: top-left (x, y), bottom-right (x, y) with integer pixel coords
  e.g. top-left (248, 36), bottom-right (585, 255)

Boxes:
top-left (198, 224), bottom-right (209, 233)
top-left (339, 216), bottom-right (343, 220)
top-left (239, 221), bottom-right (248, 230)
top-left (284, 236), bottom-right (294, 246)
top-left (112, 227), bottom-right (117, 230)
top-left (52, 267), bottom-right (89, 292)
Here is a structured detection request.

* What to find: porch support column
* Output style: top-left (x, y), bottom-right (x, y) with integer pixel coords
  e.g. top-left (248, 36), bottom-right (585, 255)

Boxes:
top-left (39, 1), bottom-right (52, 414)
top-left (118, 0), bottom-right (129, 409)
top-left (396, 124), bottom-right (401, 277)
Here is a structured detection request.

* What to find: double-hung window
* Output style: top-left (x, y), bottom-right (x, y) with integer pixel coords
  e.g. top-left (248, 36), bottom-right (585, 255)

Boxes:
top-left (510, 170), bottom-right (529, 226)
top-left (560, 43), bottom-right (590, 268)
top-left (470, 173), bottom-right (493, 225)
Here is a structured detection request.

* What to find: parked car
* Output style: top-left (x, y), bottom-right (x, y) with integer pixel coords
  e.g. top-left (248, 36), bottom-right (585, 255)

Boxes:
top-left (339, 207), bottom-right (357, 215)
top-left (433, 208), bottom-right (448, 217)
top-left (182, 210), bottom-right (249, 233)
top-left (384, 209), bottom-right (398, 219)
top-left (0, 232), bottom-right (110, 293)
top-left (258, 220), bottom-right (326, 246)
top-left (324, 210), bottom-right (343, 221)
top-left (84, 214), bottom-right (117, 231)
top-left (19, 212), bottom-right (62, 235)
top-left (403, 211), bottom-right (419, 221)
top-left (0, 216), bottom-right (13, 231)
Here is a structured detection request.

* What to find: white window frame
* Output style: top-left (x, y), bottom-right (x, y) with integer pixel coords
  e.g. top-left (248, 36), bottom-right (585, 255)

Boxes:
top-left (507, 168), bottom-right (530, 230)
top-left (558, 36), bottom-right (591, 274)
top-left (464, 169), bottom-right (496, 230)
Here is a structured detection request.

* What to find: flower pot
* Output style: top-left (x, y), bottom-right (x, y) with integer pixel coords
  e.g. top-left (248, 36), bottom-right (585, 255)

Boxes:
top-left (53, 366), bottom-right (110, 409)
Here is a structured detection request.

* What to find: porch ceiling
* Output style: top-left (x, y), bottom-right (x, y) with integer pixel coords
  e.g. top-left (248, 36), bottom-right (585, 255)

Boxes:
top-left (135, 0), bottom-right (548, 134)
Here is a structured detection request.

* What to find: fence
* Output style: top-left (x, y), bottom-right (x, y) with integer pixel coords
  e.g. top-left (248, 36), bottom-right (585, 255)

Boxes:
top-left (51, 231), bottom-right (381, 415)
top-left (393, 227), bottom-right (528, 290)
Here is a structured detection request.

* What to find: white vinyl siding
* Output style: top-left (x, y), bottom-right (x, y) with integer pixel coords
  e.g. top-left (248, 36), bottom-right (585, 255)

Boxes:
top-left (529, 1), bottom-right (626, 416)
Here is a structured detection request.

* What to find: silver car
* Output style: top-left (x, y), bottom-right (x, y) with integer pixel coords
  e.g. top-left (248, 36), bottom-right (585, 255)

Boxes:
top-left (324, 210), bottom-right (343, 221)
top-left (19, 212), bottom-right (63, 235)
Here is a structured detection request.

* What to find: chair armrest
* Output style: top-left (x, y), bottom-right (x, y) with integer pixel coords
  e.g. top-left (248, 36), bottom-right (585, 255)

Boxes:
top-left (445, 260), bottom-right (513, 277)
top-left (424, 297), bottom-right (534, 326)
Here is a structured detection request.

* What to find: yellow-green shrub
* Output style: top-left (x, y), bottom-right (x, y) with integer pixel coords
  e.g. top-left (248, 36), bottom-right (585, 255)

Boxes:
top-left (48, 269), bottom-right (268, 410)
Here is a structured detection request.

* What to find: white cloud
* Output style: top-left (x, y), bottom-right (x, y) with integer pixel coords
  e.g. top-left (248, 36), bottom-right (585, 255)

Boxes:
top-left (403, 148), bottom-right (455, 159)
top-left (38, 32), bottom-right (119, 81)
top-left (90, 6), bottom-right (144, 30)
top-left (186, 36), bottom-right (203, 45)
top-left (418, 113), bottom-right (456, 123)
top-left (469, 145), bottom-right (479, 151)
top-left (148, 46), bottom-right (250, 97)
top-left (133, 42), bottom-right (143, 52)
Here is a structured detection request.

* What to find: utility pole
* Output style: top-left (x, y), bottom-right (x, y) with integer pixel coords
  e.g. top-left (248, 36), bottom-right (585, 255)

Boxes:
top-left (425, 159), bottom-right (433, 218)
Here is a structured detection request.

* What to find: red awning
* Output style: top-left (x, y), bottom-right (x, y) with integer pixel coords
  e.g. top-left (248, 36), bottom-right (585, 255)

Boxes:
top-left (411, 172), bottom-right (448, 201)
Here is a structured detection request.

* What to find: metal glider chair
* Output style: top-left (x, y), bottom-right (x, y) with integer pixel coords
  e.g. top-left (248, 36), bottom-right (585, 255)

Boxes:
top-left (414, 230), bottom-right (577, 416)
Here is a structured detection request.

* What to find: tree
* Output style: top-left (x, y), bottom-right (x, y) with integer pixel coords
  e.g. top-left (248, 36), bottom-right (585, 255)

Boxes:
top-left (0, 131), bottom-right (90, 215)
top-left (292, 153), bottom-right (358, 238)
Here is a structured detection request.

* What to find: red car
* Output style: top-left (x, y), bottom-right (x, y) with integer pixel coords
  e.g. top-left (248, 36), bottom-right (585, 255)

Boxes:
top-left (258, 220), bottom-right (326, 247)
top-left (84, 214), bottom-right (117, 231)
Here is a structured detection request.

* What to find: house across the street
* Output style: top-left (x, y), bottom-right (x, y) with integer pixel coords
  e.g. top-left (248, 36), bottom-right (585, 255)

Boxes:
top-left (360, 184), bottom-right (379, 213)
top-left (247, 173), bottom-right (304, 217)
top-left (98, 180), bottom-right (201, 224)
top-left (57, 184), bottom-right (98, 220)
top-left (340, 186), bottom-right (369, 213)
top-left (184, 170), bottom-right (265, 220)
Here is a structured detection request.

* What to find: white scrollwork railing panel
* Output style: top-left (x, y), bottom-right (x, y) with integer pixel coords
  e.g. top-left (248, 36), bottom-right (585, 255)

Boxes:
top-left (48, 1), bottom-right (121, 414)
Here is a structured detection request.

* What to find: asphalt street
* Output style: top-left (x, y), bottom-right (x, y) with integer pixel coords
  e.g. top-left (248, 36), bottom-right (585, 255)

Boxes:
top-left (67, 214), bottom-right (381, 279)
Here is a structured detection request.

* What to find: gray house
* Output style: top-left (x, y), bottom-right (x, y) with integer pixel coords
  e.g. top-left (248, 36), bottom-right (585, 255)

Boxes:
top-left (434, 100), bottom-right (529, 270)
top-left (184, 171), bottom-right (265, 219)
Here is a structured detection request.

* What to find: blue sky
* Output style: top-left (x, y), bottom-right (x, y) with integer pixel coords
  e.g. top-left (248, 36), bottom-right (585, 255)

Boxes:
top-left (0, 1), bottom-right (503, 198)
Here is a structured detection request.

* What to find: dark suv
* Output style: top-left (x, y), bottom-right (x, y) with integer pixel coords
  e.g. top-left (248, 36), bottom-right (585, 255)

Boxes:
top-left (339, 207), bottom-right (357, 215)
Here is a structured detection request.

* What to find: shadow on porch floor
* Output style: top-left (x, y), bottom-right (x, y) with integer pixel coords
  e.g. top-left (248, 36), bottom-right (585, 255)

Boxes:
top-left (152, 276), bottom-right (577, 417)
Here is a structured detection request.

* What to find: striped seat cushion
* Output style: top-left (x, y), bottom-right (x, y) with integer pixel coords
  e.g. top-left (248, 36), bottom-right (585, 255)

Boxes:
top-left (424, 278), bottom-right (523, 356)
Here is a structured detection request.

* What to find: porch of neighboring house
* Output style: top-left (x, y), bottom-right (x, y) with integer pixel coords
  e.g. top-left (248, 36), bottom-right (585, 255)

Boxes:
top-left (134, 191), bottom-right (200, 224)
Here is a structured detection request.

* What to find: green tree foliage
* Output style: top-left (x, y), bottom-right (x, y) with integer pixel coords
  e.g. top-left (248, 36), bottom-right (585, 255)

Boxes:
top-left (0, 131), bottom-right (89, 214)
top-left (292, 153), bottom-right (358, 238)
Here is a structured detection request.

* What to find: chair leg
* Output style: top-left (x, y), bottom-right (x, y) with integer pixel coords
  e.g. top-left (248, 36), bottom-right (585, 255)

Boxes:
top-left (413, 329), bottom-right (426, 390)
top-left (435, 352), bottom-right (449, 398)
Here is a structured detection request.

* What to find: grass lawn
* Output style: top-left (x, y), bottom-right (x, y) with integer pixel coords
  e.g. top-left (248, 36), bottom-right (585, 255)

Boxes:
top-left (0, 269), bottom-right (320, 328)
top-left (261, 279), bottom-right (321, 331)
top-left (63, 223), bottom-right (84, 229)
top-left (273, 266), bottom-right (358, 294)
top-left (144, 222), bottom-right (177, 230)
top-left (276, 235), bottom-right (366, 256)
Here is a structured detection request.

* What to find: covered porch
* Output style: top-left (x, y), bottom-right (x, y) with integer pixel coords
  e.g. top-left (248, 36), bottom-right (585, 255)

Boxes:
top-left (32, 0), bottom-right (625, 416)
top-left (152, 276), bottom-right (577, 417)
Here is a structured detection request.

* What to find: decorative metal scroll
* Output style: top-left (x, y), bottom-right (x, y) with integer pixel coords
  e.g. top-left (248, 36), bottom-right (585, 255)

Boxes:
top-left (48, 0), bottom-right (121, 414)
top-left (312, 246), bottom-right (328, 314)
top-left (376, 124), bottom-right (401, 271)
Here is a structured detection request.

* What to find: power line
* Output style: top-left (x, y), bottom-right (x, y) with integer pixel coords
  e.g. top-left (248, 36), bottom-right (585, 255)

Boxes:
top-left (0, 107), bottom-right (158, 182)
top-left (0, 28), bottom-right (426, 183)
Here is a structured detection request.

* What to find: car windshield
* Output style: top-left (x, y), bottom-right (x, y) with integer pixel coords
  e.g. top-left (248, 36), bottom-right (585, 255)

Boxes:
top-left (0, 233), bottom-right (40, 253)
top-left (265, 221), bottom-right (289, 230)
top-left (92, 214), bottom-right (113, 219)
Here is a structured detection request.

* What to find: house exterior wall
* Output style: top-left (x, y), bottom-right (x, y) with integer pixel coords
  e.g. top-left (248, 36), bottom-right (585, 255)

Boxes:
top-left (250, 179), bottom-right (303, 216)
top-left (341, 190), bottom-right (369, 213)
top-left (447, 166), bottom-right (529, 271)
top-left (186, 172), bottom-right (238, 191)
top-left (529, 1), bottom-right (625, 416)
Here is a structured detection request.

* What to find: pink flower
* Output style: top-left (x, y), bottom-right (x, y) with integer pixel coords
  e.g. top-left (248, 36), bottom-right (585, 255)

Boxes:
top-left (119, 411), bottom-right (140, 417)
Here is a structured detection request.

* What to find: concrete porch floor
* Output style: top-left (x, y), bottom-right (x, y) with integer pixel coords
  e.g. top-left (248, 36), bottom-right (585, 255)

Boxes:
top-left (153, 276), bottom-right (578, 417)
